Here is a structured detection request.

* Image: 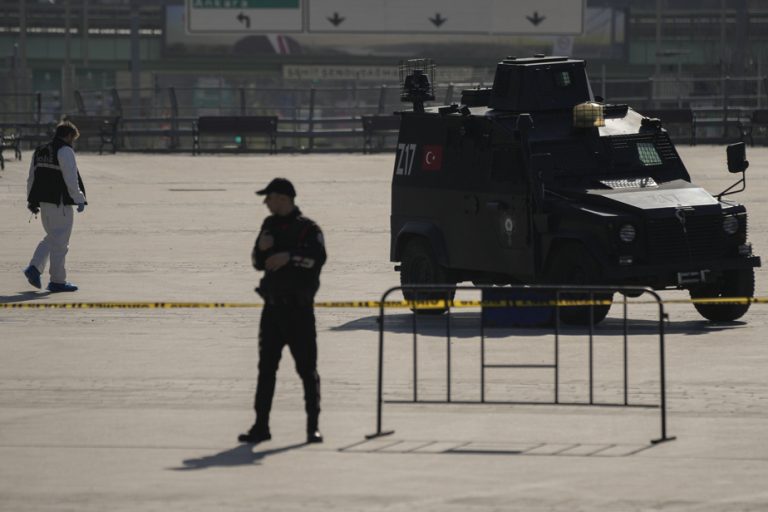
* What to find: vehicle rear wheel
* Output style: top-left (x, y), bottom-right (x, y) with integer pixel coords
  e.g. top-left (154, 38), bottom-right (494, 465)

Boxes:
top-left (400, 238), bottom-right (455, 314)
top-left (689, 267), bottom-right (754, 322)
top-left (545, 243), bottom-right (613, 325)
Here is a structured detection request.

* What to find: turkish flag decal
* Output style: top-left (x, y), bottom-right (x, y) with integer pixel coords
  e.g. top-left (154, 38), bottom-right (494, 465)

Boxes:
top-left (422, 145), bottom-right (443, 171)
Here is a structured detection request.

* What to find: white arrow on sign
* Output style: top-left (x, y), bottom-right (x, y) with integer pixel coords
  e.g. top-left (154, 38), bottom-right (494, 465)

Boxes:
top-left (308, 0), bottom-right (583, 34)
top-left (186, 0), bottom-right (303, 34)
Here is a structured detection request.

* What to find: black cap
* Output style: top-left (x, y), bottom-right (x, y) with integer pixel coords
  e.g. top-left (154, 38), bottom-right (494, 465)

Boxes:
top-left (256, 178), bottom-right (296, 198)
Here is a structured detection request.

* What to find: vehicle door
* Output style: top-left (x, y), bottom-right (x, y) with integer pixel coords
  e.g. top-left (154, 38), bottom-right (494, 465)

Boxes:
top-left (471, 141), bottom-right (534, 277)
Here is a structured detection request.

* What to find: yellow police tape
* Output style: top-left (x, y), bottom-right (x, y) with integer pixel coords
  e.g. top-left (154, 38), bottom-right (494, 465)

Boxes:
top-left (1, 297), bottom-right (768, 310)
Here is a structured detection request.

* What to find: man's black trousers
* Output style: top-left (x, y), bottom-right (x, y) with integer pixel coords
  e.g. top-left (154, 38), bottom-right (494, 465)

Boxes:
top-left (254, 304), bottom-right (321, 431)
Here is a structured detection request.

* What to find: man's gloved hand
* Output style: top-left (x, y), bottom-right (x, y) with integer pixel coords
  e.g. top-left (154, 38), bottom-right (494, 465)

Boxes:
top-left (77, 203), bottom-right (85, 213)
top-left (265, 252), bottom-right (290, 271)
top-left (27, 203), bottom-right (39, 215)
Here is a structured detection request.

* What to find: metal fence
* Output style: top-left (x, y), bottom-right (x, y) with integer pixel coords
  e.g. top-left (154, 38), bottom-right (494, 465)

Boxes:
top-left (2, 74), bottom-right (767, 152)
top-left (367, 284), bottom-right (675, 446)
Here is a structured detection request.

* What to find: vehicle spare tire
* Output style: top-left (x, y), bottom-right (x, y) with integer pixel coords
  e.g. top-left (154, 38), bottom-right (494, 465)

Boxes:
top-left (400, 238), bottom-right (455, 314)
top-left (545, 242), bottom-right (613, 325)
top-left (689, 267), bottom-right (754, 322)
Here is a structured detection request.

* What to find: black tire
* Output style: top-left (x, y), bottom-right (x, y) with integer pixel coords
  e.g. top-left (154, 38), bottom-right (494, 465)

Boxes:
top-left (545, 243), bottom-right (613, 325)
top-left (689, 267), bottom-right (754, 322)
top-left (400, 238), bottom-right (455, 314)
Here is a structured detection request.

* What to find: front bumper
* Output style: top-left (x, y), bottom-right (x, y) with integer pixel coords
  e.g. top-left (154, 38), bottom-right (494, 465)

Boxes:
top-left (602, 255), bottom-right (761, 289)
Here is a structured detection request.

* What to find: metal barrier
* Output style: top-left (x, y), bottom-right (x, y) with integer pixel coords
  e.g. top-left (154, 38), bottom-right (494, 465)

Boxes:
top-left (366, 285), bottom-right (676, 446)
top-left (4, 74), bottom-right (767, 152)
top-left (75, 79), bottom-right (768, 150)
top-left (0, 92), bottom-right (43, 124)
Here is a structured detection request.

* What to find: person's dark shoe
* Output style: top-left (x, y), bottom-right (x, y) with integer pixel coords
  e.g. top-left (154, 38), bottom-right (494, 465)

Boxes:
top-left (306, 429), bottom-right (323, 444)
top-left (23, 265), bottom-right (41, 289)
top-left (237, 425), bottom-right (271, 444)
top-left (47, 281), bottom-right (78, 293)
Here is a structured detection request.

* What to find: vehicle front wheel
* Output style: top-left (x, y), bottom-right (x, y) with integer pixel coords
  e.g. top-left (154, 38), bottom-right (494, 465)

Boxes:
top-left (689, 267), bottom-right (754, 322)
top-left (545, 243), bottom-right (613, 325)
top-left (400, 238), bottom-right (455, 314)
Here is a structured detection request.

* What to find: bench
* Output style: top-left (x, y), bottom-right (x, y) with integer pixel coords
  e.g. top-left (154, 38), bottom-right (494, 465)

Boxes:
top-left (361, 115), bottom-right (400, 153)
top-left (0, 122), bottom-right (55, 156)
top-left (738, 109), bottom-right (768, 146)
top-left (0, 129), bottom-right (21, 170)
top-left (63, 115), bottom-right (120, 154)
top-left (192, 116), bottom-right (278, 154)
top-left (117, 117), bottom-right (196, 152)
top-left (641, 109), bottom-right (696, 145)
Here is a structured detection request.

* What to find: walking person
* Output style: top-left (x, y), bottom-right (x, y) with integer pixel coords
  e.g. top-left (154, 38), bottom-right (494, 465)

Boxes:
top-left (239, 178), bottom-right (327, 445)
top-left (23, 121), bottom-right (87, 292)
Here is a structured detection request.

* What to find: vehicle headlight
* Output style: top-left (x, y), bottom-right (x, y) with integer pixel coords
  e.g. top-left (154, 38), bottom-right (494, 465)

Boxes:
top-left (619, 224), bottom-right (636, 243)
top-left (723, 215), bottom-right (739, 235)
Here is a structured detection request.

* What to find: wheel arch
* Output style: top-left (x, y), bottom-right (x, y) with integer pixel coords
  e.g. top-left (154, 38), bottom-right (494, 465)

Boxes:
top-left (393, 221), bottom-right (450, 267)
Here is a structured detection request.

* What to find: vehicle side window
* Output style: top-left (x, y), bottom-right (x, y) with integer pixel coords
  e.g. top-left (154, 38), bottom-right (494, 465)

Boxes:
top-left (555, 70), bottom-right (573, 88)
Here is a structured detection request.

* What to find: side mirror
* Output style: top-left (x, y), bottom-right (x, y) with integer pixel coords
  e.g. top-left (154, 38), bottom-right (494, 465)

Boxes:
top-left (727, 142), bottom-right (749, 174)
top-left (717, 142), bottom-right (749, 198)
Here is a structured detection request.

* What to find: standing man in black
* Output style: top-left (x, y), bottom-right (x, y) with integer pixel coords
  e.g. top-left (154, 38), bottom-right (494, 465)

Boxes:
top-left (239, 178), bottom-right (326, 445)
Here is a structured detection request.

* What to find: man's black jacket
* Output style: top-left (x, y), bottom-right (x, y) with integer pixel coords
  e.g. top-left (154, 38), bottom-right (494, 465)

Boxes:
top-left (252, 207), bottom-right (326, 299)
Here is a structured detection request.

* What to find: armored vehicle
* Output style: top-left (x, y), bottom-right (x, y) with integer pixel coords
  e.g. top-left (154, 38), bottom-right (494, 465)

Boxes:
top-left (390, 56), bottom-right (761, 323)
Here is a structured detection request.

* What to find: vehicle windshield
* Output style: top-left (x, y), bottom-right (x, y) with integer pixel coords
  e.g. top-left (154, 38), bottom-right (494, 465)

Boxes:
top-left (530, 132), bottom-right (691, 186)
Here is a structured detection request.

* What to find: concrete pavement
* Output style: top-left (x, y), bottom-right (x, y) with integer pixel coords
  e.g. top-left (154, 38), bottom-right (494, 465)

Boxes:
top-left (0, 148), bottom-right (767, 511)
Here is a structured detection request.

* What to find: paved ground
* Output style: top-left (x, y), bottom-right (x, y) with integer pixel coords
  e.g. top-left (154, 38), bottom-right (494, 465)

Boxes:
top-left (0, 147), bottom-right (767, 511)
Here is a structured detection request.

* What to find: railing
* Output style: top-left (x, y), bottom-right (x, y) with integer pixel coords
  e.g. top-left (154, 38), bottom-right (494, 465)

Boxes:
top-left (0, 92), bottom-right (41, 124)
top-left (2, 74), bottom-right (767, 151)
top-left (366, 285), bottom-right (676, 446)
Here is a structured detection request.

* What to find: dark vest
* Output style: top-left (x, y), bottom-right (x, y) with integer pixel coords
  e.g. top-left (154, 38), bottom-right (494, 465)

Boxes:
top-left (253, 208), bottom-right (327, 298)
top-left (27, 138), bottom-right (87, 207)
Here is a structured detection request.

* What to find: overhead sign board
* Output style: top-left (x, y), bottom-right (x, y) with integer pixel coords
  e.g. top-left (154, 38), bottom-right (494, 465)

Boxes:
top-left (308, 0), bottom-right (584, 35)
top-left (186, 0), bottom-right (303, 33)
top-left (186, 0), bottom-right (584, 35)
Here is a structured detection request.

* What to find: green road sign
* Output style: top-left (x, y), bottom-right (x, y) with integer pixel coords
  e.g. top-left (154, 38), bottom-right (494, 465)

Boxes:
top-left (193, 0), bottom-right (299, 8)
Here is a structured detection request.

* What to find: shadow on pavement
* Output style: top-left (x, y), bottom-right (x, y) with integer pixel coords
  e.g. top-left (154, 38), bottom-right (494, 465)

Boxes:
top-left (332, 312), bottom-right (745, 338)
top-left (339, 438), bottom-right (656, 457)
top-left (0, 291), bottom-right (51, 304)
top-left (172, 442), bottom-right (307, 471)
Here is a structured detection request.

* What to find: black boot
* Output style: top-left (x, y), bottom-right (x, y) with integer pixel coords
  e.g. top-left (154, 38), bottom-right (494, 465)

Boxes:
top-left (306, 415), bottom-right (323, 444)
top-left (238, 423), bottom-right (271, 444)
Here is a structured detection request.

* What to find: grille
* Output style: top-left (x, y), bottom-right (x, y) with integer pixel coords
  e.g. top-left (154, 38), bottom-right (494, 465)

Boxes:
top-left (646, 215), bottom-right (723, 263)
top-left (609, 133), bottom-right (679, 161)
top-left (740, 213), bottom-right (749, 240)
top-left (653, 134), bottom-right (678, 160)
top-left (600, 177), bottom-right (658, 189)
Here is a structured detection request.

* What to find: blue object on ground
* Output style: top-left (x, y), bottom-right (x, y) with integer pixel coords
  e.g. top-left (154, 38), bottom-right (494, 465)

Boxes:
top-left (481, 287), bottom-right (554, 327)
